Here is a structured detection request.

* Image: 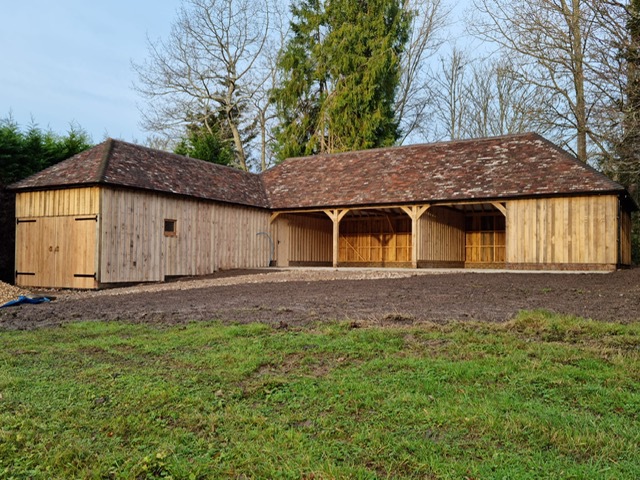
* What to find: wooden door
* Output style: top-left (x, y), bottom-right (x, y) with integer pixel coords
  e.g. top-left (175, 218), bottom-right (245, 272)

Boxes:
top-left (15, 218), bottom-right (56, 288)
top-left (58, 216), bottom-right (97, 288)
top-left (15, 216), bottom-right (97, 289)
top-left (275, 216), bottom-right (290, 267)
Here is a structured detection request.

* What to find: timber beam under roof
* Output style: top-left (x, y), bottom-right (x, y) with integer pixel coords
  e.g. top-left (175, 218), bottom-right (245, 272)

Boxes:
top-left (268, 200), bottom-right (508, 222)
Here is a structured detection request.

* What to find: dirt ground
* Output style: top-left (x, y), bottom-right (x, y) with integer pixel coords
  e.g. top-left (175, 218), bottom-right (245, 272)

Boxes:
top-left (1, 268), bottom-right (639, 330)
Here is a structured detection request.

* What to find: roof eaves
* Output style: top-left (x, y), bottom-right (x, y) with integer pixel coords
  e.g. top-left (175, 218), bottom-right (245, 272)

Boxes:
top-left (99, 182), bottom-right (272, 210)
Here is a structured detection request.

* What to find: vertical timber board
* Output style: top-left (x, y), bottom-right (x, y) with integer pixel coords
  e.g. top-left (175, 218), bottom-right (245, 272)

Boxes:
top-left (15, 219), bottom-right (34, 287)
top-left (214, 205), bottom-right (228, 270)
top-left (59, 216), bottom-right (97, 289)
top-left (99, 188), bottom-right (112, 282)
top-left (214, 204), bottom-right (270, 270)
top-left (199, 202), bottom-right (210, 275)
top-left (57, 216), bottom-right (73, 288)
top-left (163, 197), bottom-right (178, 276)
top-left (507, 196), bottom-right (618, 266)
top-left (418, 207), bottom-right (465, 263)
top-left (100, 188), bottom-right (115, 282)
top-left (590, 197), bottom-right (600, 263)
top-left (552, 198), bottom-right (564, 263)
top-left (539, 198), bottom-right (547, 263)
top-left (100, 188), bottom-right (163, 283)
top-left (507, 203), bottom-right (516, 262)
top-left (525, 199), bottom-right (534, 262)
top-left (273, 215), bottom-right (290, 267)
top-left (15, 187), bottom-right (99, 218)
top-left (41, 218), bottom-right (57, 287)
top-left (574, 197), bottom-right (584, 263)
top-left (15, 214), bottom-right (98, 289)
top-left (15, 218), bottom-right (54, 288)
top-left (603, 196), bottom-right (618, 265)
top-left (620, 208), bottom-right (632, 265)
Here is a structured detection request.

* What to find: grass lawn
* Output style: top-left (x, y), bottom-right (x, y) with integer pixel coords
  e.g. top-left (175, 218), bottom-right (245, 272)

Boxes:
top-left (0, 311), bottom-right (638, 479)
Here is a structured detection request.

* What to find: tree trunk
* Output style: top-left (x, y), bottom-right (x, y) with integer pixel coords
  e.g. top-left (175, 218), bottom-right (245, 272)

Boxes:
top-left (571, 0), bottom-right (588, 162)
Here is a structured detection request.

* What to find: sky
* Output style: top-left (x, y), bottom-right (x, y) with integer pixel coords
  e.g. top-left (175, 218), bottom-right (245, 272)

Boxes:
top-left (1, 0), bottom-right (471, 147)
top-left (0, 0), bottom-right (180, 143)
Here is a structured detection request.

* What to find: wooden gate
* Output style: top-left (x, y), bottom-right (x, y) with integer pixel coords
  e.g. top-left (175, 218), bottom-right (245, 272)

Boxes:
top-left (16, 215), bottom-right (97, 289)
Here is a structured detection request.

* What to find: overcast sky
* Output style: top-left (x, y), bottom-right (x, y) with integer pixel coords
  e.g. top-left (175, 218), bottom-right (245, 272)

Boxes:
top-left (0, 0), bottom-right (180, 143)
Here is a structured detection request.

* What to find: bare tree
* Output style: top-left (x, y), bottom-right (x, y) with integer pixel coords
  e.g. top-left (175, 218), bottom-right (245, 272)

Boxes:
top-left (133, 0), bottom-right (274, 171)
top-left (468, 0), bottom-right (605, 162)
top-left (429, 49), bottom-right (552, 141)
top-left (465, 57), bottom-right (553, 138)
top-left (395, 0), bottom-right (451, 143)
top-left (249, 3), bottom-right (289, 171)
top-left (586, 1), bottom-right (640, 180)
top-left (429, 47), bottom-right (471, 140)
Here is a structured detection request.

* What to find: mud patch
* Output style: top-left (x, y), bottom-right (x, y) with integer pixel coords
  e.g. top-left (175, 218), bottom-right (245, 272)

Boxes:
top-left (1, 268), bottom-right (639, 330)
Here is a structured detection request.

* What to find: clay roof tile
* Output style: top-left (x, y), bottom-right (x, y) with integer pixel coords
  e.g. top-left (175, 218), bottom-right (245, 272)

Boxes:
top-left (10, 133), bottom-right (629, 210)
top-left (261, 133), bottom-right (626, 209)
top-left (10, 139), bottom-right (269, 208)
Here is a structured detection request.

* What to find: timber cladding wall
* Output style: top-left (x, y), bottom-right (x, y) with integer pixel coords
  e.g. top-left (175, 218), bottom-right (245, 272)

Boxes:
top-left (418, 207), bottom-right (465, 266)
top-left (506, 195), bottom-right (619, 268)
top-left (100, 188), bottom-right (271, 284)
top-left (16, 187), bottom-right (100, 218)
top-left (15, 187), bottom-right (271, 289)
top-left (339, 214), bottom-right (411, 265)
top-left (273, 214), bottom-right (332, 266)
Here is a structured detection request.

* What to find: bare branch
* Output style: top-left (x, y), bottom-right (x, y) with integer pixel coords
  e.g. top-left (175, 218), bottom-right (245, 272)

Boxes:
top-left (132, 0), bottom-right (280, 171)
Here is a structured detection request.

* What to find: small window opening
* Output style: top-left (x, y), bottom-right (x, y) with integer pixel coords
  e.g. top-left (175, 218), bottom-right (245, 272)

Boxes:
top-left (164, 219), bottom-right (177, 237)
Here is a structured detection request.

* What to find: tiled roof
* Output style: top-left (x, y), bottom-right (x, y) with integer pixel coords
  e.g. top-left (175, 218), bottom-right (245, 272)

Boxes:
top-left (261, 133), bottom-right (626, 209)
top-left (10, 133), bottom-right (628, 210)
top-left (10, 139), bottom-right (269, 208)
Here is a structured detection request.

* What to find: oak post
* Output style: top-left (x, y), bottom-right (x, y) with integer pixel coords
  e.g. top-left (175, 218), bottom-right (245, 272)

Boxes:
top-left (400, 205), bottom-right (430, 268)
top-left (324, 209), bottom-right (348, 268)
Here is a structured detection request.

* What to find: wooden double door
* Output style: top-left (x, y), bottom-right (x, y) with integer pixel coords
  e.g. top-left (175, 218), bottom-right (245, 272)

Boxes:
top-left (15, 215), bottom-right (98, 289)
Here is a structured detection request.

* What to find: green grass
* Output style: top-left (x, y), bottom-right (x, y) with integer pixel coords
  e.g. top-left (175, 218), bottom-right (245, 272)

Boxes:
top-left (0, 311), bottom-right (639, 479)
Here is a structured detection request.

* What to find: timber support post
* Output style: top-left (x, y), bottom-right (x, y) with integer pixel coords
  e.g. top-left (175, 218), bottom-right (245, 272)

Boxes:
top-left (400, 205), bottom-right (430, 268)
top-left (324, 209), bottom-right (349, 268)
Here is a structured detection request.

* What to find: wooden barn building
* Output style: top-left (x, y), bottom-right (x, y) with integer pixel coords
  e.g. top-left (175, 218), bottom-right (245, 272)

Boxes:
top-left (9, 133), bottom-right (636, 289)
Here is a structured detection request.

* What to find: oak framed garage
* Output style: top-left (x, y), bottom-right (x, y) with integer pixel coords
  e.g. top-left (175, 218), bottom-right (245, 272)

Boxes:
top-left (11, 140), bottom-right (272, 289)
top-left (10, 133), bottom-right (636, 289)
top-left (261, 133), bottom-right (635, 271)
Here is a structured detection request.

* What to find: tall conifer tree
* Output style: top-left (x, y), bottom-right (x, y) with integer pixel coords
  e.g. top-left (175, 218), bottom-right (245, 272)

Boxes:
top-left (272, 0), bottom-right (409, 160)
